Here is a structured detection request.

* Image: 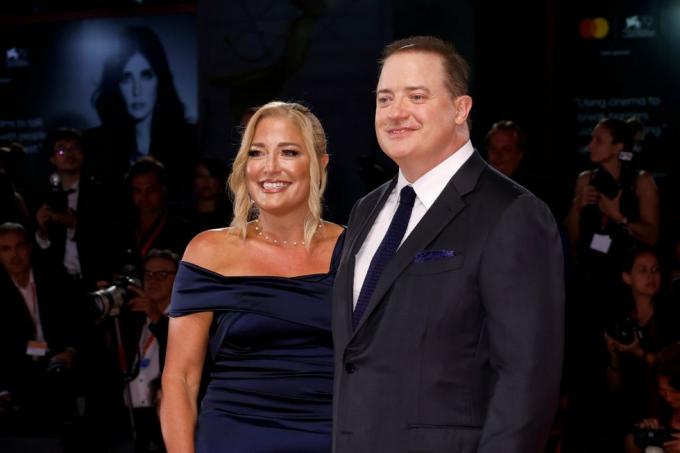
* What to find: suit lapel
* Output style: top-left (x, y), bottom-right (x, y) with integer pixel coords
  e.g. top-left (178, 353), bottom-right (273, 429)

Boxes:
top-left (351, 151), bottom-right (486, 336)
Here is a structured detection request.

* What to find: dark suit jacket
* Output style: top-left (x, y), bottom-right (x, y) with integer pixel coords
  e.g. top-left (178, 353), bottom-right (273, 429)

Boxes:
top-left (0, 264), bottom-right (80, 401)
top-left (105, 212), bottom-right (194, 276)
top-left (332, 151), bottom-right (565, 453)
top-left (35, 176), bottom-right (115, 286)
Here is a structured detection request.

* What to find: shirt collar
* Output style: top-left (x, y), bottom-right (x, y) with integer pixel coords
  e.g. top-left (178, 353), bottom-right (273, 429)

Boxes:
top-left (396, 140), bottom-right (474, 209)
top-left (64, 178), bottom-right (80, 192)
top-left (11, 268), bottom-right (35, 291)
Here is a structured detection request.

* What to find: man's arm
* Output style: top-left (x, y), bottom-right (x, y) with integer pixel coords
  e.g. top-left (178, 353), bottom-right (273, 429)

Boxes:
top-left (478, 194), bottom-right (565, 453)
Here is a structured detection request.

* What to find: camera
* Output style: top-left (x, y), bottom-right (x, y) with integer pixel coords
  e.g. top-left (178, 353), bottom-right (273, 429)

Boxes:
top-left (634, 426), bottom-right (676, 448)
top-left (88, 269), bottom-right (142, 320)
top-left (590, 168), bottom-right (620, 199)
top-left (45, 173), bottom-right (68, 213)
top-left (605, 316), bottom-right (638, 345)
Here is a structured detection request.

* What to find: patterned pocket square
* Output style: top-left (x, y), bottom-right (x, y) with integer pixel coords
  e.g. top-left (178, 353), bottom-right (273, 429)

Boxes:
top-left (414, 249), bottom-right (458, 263)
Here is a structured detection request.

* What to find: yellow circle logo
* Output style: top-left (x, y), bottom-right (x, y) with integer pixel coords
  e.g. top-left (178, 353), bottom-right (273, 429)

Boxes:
top-left (579, 17), bottom-right (610, 39)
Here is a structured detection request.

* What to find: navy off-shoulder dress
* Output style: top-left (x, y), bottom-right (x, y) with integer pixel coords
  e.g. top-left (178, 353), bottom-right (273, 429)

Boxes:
top-left (169, 232), bottom-right (344, 453)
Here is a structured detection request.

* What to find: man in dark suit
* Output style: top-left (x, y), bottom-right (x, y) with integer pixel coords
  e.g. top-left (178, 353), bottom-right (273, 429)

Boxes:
top-left (0, 222), bottom-right (81, 428)
top-left (34, 128), bottom-right (113, 289)
top-left (332, 36), bottom-right (565, 453)
top-left (106, 157), bottom-right (194, 276)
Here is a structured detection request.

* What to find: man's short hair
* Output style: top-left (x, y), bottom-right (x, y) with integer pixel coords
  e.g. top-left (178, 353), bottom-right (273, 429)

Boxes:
top-left (142, 248), bottom-right (180, 269)
top-left (0, 221), bottom-right (28, 239)
top-left (484, 120), bottom-right (527, 152)
top-left (126, 156), bottom-right (167, 186)
top-left (656, 342), bottom-right (680, 391)
top-left (379, 35), bottom-right (470, 99)
top-left (44, 128), bottom-right (82, 158)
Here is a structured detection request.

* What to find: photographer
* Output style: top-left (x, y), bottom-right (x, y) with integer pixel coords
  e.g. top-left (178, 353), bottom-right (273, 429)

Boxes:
top-left (627, 342), bottom-right (680, 452)
top-left (565, 118), bottom-right (659, 311)
top-left (89, 249), bottom-right (176, 452)
top-left (605, 247), bottom-right (680, 448)
top-left (125, 249), bottom-right (176, 401)
top-left (0, 222), bottom-right (81, 433)
top-left (34, 128), bottom-right (112, 289)
top-left (122, 249), bottom-right (176, 452)
top-left (566, 118), bottom-right (659, 255)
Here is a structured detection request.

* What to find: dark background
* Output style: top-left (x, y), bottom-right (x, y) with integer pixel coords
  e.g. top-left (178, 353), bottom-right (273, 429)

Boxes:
top-left (1, 0), bottom-right (679, 228)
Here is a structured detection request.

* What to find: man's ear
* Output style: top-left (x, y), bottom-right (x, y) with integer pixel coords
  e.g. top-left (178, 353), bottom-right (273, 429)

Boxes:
top-left (454, 95), bottom-right (473, 125)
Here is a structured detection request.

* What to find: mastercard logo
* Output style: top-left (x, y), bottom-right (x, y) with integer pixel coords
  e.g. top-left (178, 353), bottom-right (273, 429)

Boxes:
top-left (579, 17), bottom-right (610, 39)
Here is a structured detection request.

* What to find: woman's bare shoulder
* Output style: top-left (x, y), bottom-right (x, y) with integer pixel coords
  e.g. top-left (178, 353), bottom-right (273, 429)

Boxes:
top-left (321, 221), bottom-right (345, 240)
top-left (635, 170), bottom-right (658, 194)
top-left (182, 227), bottom-right (244, 269)
top-left (577, 169), bottom-right (593, 180)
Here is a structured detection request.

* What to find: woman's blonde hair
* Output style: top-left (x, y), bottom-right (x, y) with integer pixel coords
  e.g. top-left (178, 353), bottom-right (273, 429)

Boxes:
top-left (228, 101), bottom-right (328, 246)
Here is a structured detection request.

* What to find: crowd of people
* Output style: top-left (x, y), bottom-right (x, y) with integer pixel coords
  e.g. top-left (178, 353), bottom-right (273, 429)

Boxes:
top-left (0, 126), bottom-right (228, 452)
top-left (484, 117), bottom-right (680, 452)
top-left (1, 38), bottom-right (680, 453)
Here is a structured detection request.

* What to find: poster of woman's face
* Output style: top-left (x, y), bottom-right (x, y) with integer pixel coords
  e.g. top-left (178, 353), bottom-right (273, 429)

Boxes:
top-left (119, 52), bottom-right (159, 121)
top-left (0, 14), bottom-right (196, 155)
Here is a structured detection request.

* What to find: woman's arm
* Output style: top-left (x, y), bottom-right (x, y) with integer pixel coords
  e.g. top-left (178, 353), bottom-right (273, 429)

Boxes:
top-left (593, 171), bottom-right (659, 245)
top-left (604, 334), bottom-right (623, 392)
top-left (565, 171), bottom-right (596, 252)
top-left (160, 229), bottom-right (233, 451)
top-left (161, 311), bottom-right (213, 453)
top-left (629, 171), bottom-right (660, 245)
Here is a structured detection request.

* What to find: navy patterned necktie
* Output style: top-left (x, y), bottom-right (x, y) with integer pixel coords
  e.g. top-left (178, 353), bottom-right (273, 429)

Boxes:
top-left (353, 185), bottom-right (417, 329)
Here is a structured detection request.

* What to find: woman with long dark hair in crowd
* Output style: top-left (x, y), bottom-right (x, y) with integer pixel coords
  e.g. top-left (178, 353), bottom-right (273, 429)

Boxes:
top-left (605, 247), bottom-right (680, 450)
top-left (84, 26), bottom-right (196, 199)
top-left (161, 102), bottom-right (344, 452)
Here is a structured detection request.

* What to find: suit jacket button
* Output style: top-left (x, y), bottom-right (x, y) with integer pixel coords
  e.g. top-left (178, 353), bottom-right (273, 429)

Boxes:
top-left (345, 362), bottom-right (356, 373)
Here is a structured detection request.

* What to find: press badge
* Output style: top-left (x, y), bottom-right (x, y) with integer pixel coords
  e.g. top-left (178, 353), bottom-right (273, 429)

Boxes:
top-left (140, 357), bottom-right (151, 369)
top-left (590, 233), bottom-right (612, 254)
top-left (26, 340), bottom-right (48, 357)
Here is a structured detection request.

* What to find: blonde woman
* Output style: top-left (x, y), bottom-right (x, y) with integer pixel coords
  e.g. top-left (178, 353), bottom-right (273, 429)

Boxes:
top-left (161, 102), bottom-right (344, 452)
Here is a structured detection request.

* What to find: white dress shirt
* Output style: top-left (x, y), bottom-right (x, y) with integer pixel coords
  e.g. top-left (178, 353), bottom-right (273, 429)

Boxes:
top-left (63, 180), bottom-right (81, 275)
top-left (125, 305), bottom-right (169, 408)
top-left (12, 270), bottom-right (45, 341)
top-left (353, 141), bottom-right (474, 307)
top-left (126, 317), bottom-right (160, 408)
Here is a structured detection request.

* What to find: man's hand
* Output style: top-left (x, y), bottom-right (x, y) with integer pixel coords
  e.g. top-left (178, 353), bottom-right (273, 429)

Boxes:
top-left (36, 204), bottom-right (53, 237)
top-left (49, 349), bottom-right (76, 372)
top-left (128, 286), bottom-right (163, 323)
top-left (36, 205), bottom-right (78, 234)
top-left (50, 208), bottom-right (78, 230)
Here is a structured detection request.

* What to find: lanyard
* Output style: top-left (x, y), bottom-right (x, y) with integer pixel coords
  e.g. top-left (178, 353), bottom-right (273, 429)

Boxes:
top-left (141, 331), bottom-right (156, 358)
top-left (137, 214), bottom-right (167, 258)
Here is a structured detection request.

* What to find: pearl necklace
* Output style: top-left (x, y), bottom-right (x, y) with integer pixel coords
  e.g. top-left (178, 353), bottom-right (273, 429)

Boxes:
top-left (254, 218), bottom-right (323, 247)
